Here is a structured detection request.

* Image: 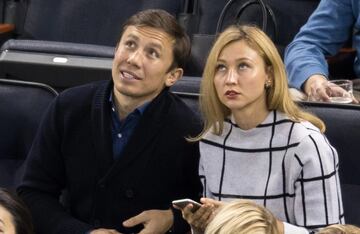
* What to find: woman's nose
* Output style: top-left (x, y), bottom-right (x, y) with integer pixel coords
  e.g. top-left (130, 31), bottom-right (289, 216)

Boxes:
top-left (225, 69), bottom-right (237, 84)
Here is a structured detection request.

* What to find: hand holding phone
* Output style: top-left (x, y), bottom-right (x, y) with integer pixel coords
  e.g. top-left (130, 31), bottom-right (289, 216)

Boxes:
top-left (172, 198), bottom-right (202, 212)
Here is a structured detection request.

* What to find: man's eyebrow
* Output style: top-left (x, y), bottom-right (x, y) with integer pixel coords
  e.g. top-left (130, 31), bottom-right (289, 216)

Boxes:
top-left (147, 42), bottom-right (163, 51)
top-left (125, 34), bottom-right (139, 41)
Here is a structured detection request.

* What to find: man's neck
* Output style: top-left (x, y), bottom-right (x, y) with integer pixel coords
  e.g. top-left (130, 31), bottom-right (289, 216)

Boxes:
top-left (113, 90), bottom-right (153, 121)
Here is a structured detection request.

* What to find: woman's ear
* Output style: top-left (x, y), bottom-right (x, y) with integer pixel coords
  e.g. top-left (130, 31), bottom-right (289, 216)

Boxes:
top-left (265, 66), bottom-right (273, 89)
top-left (165, 68), bottom-right (183, 87)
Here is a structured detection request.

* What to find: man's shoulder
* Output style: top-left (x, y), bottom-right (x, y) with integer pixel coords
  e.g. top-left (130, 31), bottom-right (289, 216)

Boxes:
top-left (58, 80), bottom-right (110, 104)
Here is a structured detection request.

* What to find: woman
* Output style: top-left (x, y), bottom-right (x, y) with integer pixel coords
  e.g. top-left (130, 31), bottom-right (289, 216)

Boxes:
top-left (176, 25), bottom-right (344, 234)
top-left (0, 188), bottom-right (34, 234)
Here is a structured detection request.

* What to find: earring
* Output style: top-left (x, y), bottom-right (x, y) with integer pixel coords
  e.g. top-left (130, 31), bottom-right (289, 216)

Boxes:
top-left (265, 80), bottom-right (271, 88)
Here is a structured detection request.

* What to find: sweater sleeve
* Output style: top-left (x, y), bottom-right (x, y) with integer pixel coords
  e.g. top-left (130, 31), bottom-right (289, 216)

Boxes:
top-left (291, 132), bottom-right (344, 231)
top-left (17, 97), bottom-right (93, 234)
top-left (284, 0), bottom-right (355, 90)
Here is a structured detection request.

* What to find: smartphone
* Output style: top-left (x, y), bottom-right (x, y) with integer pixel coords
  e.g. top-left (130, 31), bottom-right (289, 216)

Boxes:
top-left (172, 198), bottom-right (202, 212)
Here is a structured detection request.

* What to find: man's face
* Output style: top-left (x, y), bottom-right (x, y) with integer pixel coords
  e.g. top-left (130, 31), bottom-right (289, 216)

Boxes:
top-left (112, 26), bottom-right (181, 104)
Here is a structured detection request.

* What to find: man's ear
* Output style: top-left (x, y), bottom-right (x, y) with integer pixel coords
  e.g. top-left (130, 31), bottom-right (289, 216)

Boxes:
top-left (165, 68), bottom-right (183, 87)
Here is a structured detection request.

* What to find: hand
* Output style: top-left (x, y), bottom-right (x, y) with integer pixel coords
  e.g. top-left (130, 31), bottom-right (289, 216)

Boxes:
top-left (304, 75), bottom-right (358, 103)
top-left (89, 228), bottom-right (121, 234)
top-left (173, 197), bottom-right (221, 233)
top-left (304, 75), bottom-right (330, 102)
top-left (123, 209), bottom-right (173, 234)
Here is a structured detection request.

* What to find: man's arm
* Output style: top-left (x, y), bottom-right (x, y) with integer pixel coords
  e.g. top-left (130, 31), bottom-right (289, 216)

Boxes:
top-left (285, 0), bottom-right (354, 90)
top-left (17, 98), bottom-right (93, 234)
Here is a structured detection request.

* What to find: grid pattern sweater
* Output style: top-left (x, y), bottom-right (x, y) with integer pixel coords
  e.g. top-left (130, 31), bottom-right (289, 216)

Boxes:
top-left (199, 110), bottom-right (344, 232)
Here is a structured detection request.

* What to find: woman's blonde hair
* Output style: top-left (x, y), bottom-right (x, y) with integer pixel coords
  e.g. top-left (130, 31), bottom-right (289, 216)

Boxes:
top-left (205, 199), bottom-right (280, 234)
top-left (317, 224), bottom-right (360, 234)
top-left (194, 25), bottom-right (325, 140)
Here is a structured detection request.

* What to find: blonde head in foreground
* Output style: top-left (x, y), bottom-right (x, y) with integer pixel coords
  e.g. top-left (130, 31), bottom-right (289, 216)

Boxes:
top-left (317, 224), bottom-right (360, 234)
top-left (205, 199), bottom-right (280, 234)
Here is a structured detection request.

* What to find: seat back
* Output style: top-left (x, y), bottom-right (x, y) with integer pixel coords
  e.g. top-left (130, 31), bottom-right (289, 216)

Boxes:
top-left (21, 0), bottom-right (183, 46)
top-left (170, 76), bottom-right (201, 117)
top-left (299, 101), bottom-right (360, 226)
top-left (0, 0), bottom-right (184, 91)
top-left (0, 79), bottom-right (58, 189)
top-left (182, 0), bottom-right (320, 77)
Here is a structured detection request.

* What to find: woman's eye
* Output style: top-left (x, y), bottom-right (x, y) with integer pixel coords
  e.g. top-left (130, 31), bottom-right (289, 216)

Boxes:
top-left (238, 63), bottom-right (249, 70)
top-left (215, 64), bottom-right (226, 72)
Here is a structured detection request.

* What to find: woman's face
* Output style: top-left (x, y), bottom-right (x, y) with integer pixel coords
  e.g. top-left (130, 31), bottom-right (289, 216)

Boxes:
top-left (0, 205), bottom-right (15, 234)
top-left (214, 40), bottom-right (270, 114)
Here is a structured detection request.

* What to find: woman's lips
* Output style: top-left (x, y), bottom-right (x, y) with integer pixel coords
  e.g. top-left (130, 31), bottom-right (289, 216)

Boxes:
top-left (225, 90), bottom-right (239, 97)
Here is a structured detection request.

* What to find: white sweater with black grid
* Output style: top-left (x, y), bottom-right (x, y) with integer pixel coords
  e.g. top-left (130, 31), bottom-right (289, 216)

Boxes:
top-left (199, 110), bottom-right (344, 233)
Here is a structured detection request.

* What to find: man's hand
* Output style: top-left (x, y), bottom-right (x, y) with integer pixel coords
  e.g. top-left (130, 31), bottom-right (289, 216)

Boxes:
top-left (89, 229), bottom-right (121, 234)
top-left (304, 74), bottom-right (330, 102)
top-left (304, 75), bottom-right (358, 103)
top-left (123, 209), bottom-right (173, 234)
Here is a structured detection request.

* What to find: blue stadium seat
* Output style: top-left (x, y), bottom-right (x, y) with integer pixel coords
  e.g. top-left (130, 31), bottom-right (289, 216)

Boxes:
top-left (0, 79), bottom-right (58, 189)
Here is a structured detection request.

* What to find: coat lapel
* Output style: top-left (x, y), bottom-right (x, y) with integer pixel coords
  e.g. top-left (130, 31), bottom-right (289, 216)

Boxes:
top-left (91, 81), bottom-right (114, 179)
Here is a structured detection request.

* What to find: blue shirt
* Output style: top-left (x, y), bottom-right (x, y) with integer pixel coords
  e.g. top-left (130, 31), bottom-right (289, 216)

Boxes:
top-left (284, 0), bottom-right (360, 90)
top-left (110, 93), bottom-right (148, 160)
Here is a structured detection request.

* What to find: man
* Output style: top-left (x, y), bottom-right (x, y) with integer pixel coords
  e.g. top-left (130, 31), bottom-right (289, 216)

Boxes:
top-left (284, 0), bottom-right (359, 102)
top-left (17, 9), bottom-right (202, 234)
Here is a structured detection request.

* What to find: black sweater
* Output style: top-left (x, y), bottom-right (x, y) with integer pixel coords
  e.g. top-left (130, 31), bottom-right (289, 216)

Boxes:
top-left (18, 80), bottom-right (202, 234)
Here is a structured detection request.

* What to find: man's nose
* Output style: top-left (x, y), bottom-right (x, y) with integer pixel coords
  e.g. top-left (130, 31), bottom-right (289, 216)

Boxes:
top-left (126, 50), bottom-right (142, 66)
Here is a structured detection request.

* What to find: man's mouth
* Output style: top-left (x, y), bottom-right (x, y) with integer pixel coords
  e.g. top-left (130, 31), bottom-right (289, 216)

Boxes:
top-left (121, 71), bottom-right (141, 80)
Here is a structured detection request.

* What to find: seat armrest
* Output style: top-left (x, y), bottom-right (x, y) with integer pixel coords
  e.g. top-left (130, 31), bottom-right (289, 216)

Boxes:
top-left (0, 23), bottom-right (15, 34)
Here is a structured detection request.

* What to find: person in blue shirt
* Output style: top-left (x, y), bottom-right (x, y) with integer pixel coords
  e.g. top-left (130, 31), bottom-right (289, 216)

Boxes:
top-left (17, 9), bottom-right (202, 234)
top-left (285, 0), bottom-right (360, 102)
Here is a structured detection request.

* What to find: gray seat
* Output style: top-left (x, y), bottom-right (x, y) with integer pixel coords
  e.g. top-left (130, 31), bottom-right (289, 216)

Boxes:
top-left (0, 78), bottom-right (58, 189)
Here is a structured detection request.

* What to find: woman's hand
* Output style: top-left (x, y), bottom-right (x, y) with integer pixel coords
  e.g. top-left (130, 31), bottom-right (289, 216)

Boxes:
top-left (173, 198), bottom-right (222, 233)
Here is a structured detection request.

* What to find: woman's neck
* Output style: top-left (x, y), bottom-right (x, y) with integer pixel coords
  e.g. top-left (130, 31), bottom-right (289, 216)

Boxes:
top-left (232, 105), bottom-right (270, 130)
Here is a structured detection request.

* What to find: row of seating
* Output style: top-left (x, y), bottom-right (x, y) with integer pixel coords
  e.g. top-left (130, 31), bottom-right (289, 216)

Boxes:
top-left (0, 0), bottom-right (322, 91)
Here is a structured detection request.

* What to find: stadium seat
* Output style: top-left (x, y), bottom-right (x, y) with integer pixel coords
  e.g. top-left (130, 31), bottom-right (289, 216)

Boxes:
top-left (299, 101), bottom-right (360, 226)
top-left (0, 78), bottom-right (58, 189)
top-left (0, 0), bottom-right (184, 91)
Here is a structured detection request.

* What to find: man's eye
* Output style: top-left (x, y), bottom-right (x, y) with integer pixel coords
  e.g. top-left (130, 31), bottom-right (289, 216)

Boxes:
top-left (149, 49), bottom-right (159, 58)
top-left (125, 41), bottom-right (135, 48)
